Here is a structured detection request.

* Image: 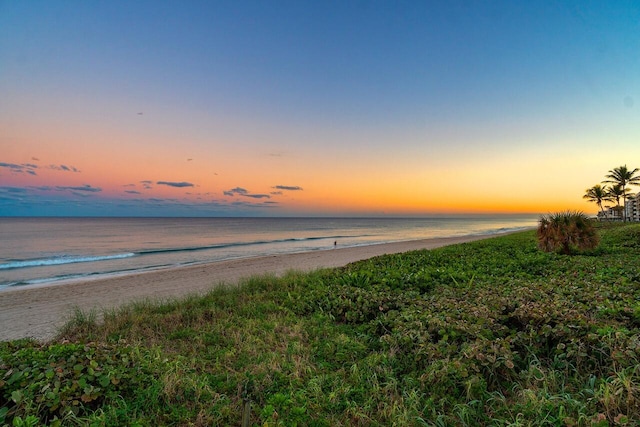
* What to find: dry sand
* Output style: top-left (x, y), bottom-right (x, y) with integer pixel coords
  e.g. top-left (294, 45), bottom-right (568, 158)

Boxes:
top-left (0, 234), bottom-right (493, 342)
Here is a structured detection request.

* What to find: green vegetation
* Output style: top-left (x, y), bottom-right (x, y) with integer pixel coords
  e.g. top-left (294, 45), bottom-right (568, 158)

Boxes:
top-left (537, 211), bottom-right (599, 255)
top-left (2, 224), bottom-right (640, 426)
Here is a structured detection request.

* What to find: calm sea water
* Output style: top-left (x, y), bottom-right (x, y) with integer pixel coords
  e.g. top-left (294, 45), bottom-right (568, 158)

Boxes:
top-left (0, 216), bottom-right (538, 291)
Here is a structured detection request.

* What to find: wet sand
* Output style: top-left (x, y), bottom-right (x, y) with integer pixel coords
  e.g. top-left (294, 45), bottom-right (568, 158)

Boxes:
top-left (0, 234), bottom-right (494, 342)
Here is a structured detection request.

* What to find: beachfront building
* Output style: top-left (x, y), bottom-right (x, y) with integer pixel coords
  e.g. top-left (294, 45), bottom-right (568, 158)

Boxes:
top-left (625, 193), bottom-right (640, 221)
top-left (597, 206), bottom-right (623, 221)
top-left (598, 194), bottom-right (640, 221)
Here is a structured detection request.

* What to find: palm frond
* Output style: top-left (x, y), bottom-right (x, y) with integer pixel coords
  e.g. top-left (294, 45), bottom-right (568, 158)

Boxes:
top-left (537, 211), bottom-right (599, 254)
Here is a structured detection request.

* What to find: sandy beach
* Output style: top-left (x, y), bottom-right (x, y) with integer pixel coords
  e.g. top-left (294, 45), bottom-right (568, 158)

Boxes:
top-left (0, 234), bottom-right (493, 342)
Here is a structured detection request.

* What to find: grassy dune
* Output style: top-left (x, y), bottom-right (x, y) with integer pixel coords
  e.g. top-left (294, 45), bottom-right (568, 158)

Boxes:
top-left (2, 224), bottom-right (640, 426)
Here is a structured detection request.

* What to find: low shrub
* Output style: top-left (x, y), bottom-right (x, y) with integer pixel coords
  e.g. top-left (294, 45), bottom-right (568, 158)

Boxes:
top-left (0, 340), bottom-right (158, 425)
top-left (537, 211), bottom-right (599, 254)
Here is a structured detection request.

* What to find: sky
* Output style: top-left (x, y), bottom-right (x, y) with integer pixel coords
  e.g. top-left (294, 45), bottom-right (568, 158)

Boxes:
top-left (1, 1), bottom-right (639, 217)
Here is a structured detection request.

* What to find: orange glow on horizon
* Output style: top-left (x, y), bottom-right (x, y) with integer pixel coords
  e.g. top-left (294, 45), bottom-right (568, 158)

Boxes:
top-left (0, 110), bottom-right (633, 217)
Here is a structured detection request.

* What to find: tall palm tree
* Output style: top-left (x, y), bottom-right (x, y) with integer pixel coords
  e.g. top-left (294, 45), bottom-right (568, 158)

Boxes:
top-left (604, 165), bottom-right (640, 221)
top-left (583, 184), bottom-right (610, 220)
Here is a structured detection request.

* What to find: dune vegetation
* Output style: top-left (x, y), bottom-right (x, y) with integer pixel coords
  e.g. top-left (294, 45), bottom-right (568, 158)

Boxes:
top-left (537, 211), bottom-right (599, 255)
top-left (2, 223), bottom-right (640, 426)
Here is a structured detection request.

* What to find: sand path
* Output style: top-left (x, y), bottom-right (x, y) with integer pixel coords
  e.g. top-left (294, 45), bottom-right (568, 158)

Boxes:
top-left (0, 234), bottom-right (491, 342)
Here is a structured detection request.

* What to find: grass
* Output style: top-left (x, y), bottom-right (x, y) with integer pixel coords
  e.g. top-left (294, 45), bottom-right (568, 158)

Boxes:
top-left (2, 223), bottom-right (640, 426)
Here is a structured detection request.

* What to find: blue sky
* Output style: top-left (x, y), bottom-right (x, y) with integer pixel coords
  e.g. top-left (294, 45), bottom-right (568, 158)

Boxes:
top-left (1, 1), bottom-right (639, 216)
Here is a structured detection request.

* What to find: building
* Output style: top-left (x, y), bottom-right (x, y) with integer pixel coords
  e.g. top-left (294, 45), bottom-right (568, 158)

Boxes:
top-left (597, 206), bottom-right (623, 221)
top-left (625, 193), bottom-right (640, 222)
top-left (595, 194), bottom-right (640, 222)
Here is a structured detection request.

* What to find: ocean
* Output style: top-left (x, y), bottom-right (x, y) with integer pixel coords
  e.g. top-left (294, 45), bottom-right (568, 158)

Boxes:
top-left (0, 216), bottom-right (538, 291)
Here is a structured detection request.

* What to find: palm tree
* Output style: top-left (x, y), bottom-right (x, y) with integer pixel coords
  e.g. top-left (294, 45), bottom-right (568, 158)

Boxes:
top-left (604, 165), bottom-right (640, 221)
top-left (583, 184), bottom-right (610, 220)
top-left (606, 184), bottom-right (628, 220)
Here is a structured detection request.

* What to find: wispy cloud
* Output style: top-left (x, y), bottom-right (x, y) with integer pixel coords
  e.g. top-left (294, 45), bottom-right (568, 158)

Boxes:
top-left (0, 185), bottom-right (283, 216)
top-left (0, 162), bottom-right (38, 176)
top-left (1, 161), bottom-right (81, 176)
top-left (56, 184), bottom-right (102, 193)
top-left (185, 191), bottom-right (210, 196)
top-left (224, 187), bottom-right (248, 196)
top-left (0, 163), bottom-right (27, 170)
top-left (49, 164), bottom-right (80, 173)
top-left (157, 181), bottom-right (194, 188)
top-left (273, 185), bottom-right (303, 191)
top-left (125, 190), bottom-right (141, 195)
top-left (224, 187), bottom-right (270, 199)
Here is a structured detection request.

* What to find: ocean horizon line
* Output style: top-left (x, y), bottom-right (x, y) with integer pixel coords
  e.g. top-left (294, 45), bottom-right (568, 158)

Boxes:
top-left (0, 213), bottom-right (544, 219)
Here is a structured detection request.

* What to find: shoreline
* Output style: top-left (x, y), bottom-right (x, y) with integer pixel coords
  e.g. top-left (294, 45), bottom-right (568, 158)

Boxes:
top-left (0, 233), bottom-right (504, 342)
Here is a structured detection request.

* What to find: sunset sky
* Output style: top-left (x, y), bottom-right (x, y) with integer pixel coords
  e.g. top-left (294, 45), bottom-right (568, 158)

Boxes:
top-left (1, 1), bottom-right (639, 217)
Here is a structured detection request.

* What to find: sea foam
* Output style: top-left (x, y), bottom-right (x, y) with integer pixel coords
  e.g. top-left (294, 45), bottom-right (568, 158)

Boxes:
top-left (0, 253), bottom-right (136, 270)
